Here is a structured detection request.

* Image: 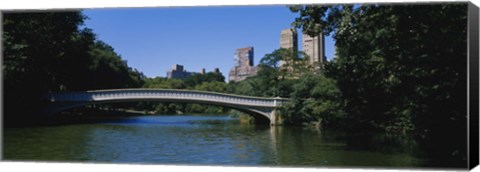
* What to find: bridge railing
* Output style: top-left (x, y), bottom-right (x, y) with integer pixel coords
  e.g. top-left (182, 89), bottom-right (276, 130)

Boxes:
top-left (47, 89), bottom-right (289, 107)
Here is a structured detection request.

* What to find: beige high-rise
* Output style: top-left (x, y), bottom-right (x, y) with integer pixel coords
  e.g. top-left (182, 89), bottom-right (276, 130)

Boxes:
top-left (302, 32), bottom-right (325, 66)
top-left (280, 28), bottom-right (298, 50)
top-left (279, 28), bottom-right (298, 66)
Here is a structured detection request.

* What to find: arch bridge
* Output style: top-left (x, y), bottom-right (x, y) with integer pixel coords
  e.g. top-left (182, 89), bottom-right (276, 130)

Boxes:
top-left (46, 89), bottom-right (288, 125)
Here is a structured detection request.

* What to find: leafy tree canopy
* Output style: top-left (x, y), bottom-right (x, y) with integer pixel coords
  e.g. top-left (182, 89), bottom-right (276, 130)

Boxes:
top-left (290, 3), bottom-right (468, 164)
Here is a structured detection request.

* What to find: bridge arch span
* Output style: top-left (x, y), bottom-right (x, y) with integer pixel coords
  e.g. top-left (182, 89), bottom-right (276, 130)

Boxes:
top-left (48, 100), bottom-right (272, 124)
top-left (46, 89), bottom-right (288, 125)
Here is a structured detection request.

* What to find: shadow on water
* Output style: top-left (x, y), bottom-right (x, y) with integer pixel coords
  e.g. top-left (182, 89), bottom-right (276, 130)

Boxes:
top-left (266, 127), bottom-right (438, 169)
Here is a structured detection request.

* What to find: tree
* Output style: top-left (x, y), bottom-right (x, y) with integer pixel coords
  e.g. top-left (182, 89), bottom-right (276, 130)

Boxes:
top-left (193, 81), bottom-right (228, 93)
top-left (144, 77), bottom-right (186, 89)
top-left (3, 11), bottom-right (146, 126)
top-left (240, 48), bottom-right (313, 98)
top-left (260, 48), bottom-right (312, 80)
top-left (227, 77), bottom-right (262, 96)
top-left (290, 3), bottom-right (468, 165)
top-left (141, 77), bottom-right (230, 115)
top-left (280, 74), bottom-right (345, 126)
top-left (3, 11), bottom-right (91, 126)
top-left (85, 41), bottom-right (145, 90)
top-left (184, 72), bottom-right (225, 88)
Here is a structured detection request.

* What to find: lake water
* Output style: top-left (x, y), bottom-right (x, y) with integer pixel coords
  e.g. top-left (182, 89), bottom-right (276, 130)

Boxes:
top-left (3, 115), bottom-right (433, 168)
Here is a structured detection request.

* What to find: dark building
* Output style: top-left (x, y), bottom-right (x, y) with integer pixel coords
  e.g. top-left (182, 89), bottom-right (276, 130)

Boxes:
top-left (166, 64), bottom-right (195, 79)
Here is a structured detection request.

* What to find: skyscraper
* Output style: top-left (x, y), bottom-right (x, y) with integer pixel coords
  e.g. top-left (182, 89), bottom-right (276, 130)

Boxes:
top-left (280, 28), bottom-right (298, 50)
top-left (228, 47), bottom-right (257, 82)
top-left (279, 28), bottom-right (298, 67)
top-left (302, 32), bottom-right (326, 66)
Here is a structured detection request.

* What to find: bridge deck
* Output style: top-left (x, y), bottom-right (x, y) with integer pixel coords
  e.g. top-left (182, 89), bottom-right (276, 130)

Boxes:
top-left (48, 89), bottom-right (288, 108)
top-left (46, 89), bottom-right (289, 125)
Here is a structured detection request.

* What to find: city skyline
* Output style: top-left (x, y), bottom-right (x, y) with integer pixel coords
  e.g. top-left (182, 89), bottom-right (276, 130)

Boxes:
top-left (83, 6), bottom-right (335, 78)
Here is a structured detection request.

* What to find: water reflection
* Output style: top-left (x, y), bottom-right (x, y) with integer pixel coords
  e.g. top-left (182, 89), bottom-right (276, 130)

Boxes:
top-left (266, 126), bottom-right (426, 168)
top-left (4, 115), bottom-right (429, 168)
top-left (4, 125), bottom-right (93, 162)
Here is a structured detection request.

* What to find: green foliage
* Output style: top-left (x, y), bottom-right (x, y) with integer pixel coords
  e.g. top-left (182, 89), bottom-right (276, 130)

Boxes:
top-left (82, 41), bottom-right (145, 90)
top-left (3, 12), bottom-right (90, 125)
top-left (184, 104), bottom-right (205, 114)
top-left (290, 3), bottom-right (468, 164)
top-left (227, 48), bottom-right (345, 125)
top-left (260, 48), bottom-right (313, 80)
top-left (3, 12), bottom-right (145, 92)
top-left (143, 77), bottom-right (186, 89)
top-left (184, 72), bottom-right (225, 88)
top-left (3, 11), bottom-right (145, 126)
top-left (228, 110), bottom-right (255, 124)
top-left (141, 73), bottom-right (228, 115)
top-left (193, 81), bottom-right (228, 93)
top-left (280, 74), bottom-right (345, 126)
top-left (291, 4), bottom-right (467, 132)
top-left (229, 48), bottom-right (309, 98)
top-left (3, 12), bottom-right (89, 93)
top-left (227, 78), bottom-right (260, 96)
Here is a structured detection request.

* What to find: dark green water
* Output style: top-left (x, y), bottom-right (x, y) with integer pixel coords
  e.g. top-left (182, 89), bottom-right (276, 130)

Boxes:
top-left (3, 115), bottom-right (430, 168)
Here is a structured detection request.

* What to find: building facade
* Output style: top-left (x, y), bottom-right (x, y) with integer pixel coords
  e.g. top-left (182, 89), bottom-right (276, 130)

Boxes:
top-left (279, 28), bottom-right (298, 67)
top-left (228, 47), bottom-right (258, 82)
top-left (166, 64), bottom-right (195, 79)
top-left (302, 32), bottom-right (326, 66)
top-left (280, 28), bottom-right (298, 50)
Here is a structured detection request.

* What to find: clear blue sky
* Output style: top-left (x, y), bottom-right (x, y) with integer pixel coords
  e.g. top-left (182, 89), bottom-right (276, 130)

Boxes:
top-left (83, 5), bottom-right (335, 78)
